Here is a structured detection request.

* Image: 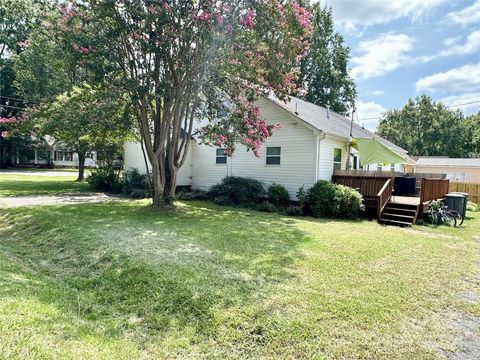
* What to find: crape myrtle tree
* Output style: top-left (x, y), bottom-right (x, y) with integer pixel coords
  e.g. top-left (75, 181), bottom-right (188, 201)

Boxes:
top-left (56, 0), bottom-right (313, 207)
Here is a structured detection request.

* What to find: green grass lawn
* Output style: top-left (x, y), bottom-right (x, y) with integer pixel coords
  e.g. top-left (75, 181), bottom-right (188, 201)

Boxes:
top-left (0, 174), bottom-right (90, 196)
top-left (0, 174), bottom-right (479, 359)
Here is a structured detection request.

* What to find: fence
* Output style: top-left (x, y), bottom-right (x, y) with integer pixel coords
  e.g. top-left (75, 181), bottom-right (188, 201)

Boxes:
top-left (449, 182), bottom-right (480, 204)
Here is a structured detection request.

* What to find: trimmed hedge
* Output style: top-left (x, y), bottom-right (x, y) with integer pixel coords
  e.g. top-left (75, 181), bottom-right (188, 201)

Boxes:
top-left (298, 180), bottom-right (364, 218)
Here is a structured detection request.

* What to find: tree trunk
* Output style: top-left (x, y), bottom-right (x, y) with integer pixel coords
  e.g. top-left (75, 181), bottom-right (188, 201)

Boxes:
top-left (76, 152), bottom-right (86, 181)
top-left (151, 155), bottom-right (168, 207)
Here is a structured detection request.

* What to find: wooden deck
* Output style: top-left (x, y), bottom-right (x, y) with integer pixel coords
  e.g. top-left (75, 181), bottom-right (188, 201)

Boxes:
top-left (332, 174), bottom-right (450, 226)
top-left (390, 196), bottom-right (421, 206)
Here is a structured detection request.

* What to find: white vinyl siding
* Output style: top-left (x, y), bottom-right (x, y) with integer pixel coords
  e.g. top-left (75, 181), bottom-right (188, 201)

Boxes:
top-left (317, 136), bottom-right (348, 181)
top-left (123, 141), bottom-right (193, 186)
top-left (191, 97), bottom-right (317, 198)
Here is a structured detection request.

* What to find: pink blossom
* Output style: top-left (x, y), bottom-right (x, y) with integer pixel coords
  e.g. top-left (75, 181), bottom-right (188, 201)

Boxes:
top-left (17, 40), bottom-right (31, 48)
top-left (215, 12), bottom-right (224, 25)
top-left (162, 2), bottom-right (172, 12)
top-left (229, 58), bottom-right (239, 65)
top-left (292, 3), bottom-right (313, 31)
top-left (226, 24), bottom-right (233, 33)
top-left (240, 9), bottom-right (256, 29)
top-left (0, 131), bottom-right (9, 138)
top-left (193, 11), bottom-right (211, 22)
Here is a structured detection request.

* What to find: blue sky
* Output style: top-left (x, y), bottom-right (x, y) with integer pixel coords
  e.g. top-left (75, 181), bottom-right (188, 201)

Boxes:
top-left (321, 0), bottom-right (480, 131)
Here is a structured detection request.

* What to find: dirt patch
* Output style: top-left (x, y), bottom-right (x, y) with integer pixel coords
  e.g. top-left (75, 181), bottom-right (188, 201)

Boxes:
top-left (0, 193), bottom-right (129, 208)
top-left (439, 235), bottom-right (480, 359)
top-left (401, 228), bottom-right (458, 239)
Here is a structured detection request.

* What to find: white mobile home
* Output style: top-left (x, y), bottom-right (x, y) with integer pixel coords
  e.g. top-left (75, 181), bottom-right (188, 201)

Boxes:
top-left (124, 96), bottom-right (408, 198)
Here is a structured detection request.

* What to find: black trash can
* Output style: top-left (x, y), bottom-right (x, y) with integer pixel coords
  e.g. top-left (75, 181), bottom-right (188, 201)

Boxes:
top-left (445, 193), bottom-right (466, 217)
top-left (450, 192), bottom-right (469, 216)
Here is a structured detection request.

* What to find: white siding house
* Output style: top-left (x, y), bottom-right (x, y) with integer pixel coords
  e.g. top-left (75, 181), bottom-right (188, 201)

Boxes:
top-left (124, 95), bottom-right (408, 198)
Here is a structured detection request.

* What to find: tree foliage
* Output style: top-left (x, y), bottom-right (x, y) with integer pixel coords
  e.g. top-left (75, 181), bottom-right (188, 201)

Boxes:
top-left (30, 85), bottom-right (131, 180)
top-left (377, 95), bottom-right (472, 157)
top-left (297, 5), bottom-right (356, 115)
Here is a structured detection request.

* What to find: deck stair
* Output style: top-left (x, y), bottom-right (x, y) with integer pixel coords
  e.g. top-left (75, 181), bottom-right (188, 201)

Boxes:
top-left (379, 201), bottom-right (418, 227)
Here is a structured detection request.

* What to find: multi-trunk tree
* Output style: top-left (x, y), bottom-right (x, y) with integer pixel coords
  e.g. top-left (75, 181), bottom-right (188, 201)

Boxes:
top-left (56, 0), bottom-right (313, 206)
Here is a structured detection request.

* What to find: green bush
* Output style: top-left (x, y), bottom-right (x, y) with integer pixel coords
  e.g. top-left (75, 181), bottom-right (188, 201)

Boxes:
top-left (208, 176), bottom-right (265, 206)
top-left (333, 184), bottom-right (364, 218)
top-left (86, 168), bottom-right (121, 192)
top-left (283, 206), bottom-right (303, 216)
top-left (298, 180), bottom-right (363, 218)
top-left (176, 189), bottom-right (207, 201)
top-left (267, 183), bottom-right (290, 207)
top-left (122, 169), bottom-right (151, 198)
top-left (467, 201), bottom-right (479, 212)
top-left (256, 201), bottom-right (277, 213)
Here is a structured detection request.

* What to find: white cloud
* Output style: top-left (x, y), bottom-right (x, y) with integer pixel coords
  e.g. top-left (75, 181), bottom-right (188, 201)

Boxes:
top-left (355, 101), bottom-right (387, 131)
top-left (446, 0), bottom-right (480, 26)
top-left (443, 35), bottom-right (462, 46)
top-left (322, 0), bottom-right (448, 29)
top-left (351, 33), bottom-right (414, 80)
top-left (367, 90), bottom-right (384, 96)
top-left (416, 62), bottom-right (480, 93)
top-left (440, 93), bottom-right (480, 116)
top-left (439, 29), bottom-right (480, 56)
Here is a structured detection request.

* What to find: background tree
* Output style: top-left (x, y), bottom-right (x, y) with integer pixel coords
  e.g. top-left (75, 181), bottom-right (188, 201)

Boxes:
top-left (31, 85), bottom-right (131, 181)
top-left (463, 112), bottom-right (480, 157)
top-left (297, 5), bottom-right (356, 115)
top-left (377, 95), bottom-right (469, 157)
top-left (0, 0), bottom-right (51, 167)
top-left (57, 0), bottom-right (313, 206)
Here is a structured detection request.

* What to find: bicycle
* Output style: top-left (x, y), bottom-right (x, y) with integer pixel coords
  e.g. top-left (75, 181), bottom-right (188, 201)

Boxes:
top-left (426, 200), bottom-right (462, 227)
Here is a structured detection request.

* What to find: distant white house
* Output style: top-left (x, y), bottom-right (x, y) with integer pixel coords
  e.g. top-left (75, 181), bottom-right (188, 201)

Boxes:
top-left (124, 95), bottom-right (409, 198)
top-left (14, 145), bottom-right (97, 168)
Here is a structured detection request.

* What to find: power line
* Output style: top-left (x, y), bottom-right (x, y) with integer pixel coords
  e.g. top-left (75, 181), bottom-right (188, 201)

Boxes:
top-left (357, 99), bottom-right (480, 121)
top-left (0, 104), bottom-right (28, 111)
top-left (0, 95), bottom-right (31, 103)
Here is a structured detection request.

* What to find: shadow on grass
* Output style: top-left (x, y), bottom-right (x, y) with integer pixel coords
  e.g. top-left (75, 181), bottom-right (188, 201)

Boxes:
top-left (0, 200), bottom-right (313, 345)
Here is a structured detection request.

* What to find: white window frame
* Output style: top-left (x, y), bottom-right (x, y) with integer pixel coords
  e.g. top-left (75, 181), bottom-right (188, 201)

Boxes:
top-left (266, 146), bottom-right (281, 165)
top-left (333, 148), bottom-right (342, 171)
top-left (215, 148), bottom-right (227, 165)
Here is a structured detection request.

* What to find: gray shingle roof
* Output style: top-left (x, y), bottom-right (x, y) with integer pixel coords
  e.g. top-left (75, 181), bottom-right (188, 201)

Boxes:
top-left (266, 95), bottom-right (407, 154)
top-left (416, 157), bottom-right (480, 167)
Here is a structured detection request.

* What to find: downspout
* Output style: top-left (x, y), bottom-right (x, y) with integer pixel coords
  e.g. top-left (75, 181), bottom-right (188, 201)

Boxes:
top-left (314, 131), bottom-right (326, 182)
top-left (346, 108), bottom-right (355, 170)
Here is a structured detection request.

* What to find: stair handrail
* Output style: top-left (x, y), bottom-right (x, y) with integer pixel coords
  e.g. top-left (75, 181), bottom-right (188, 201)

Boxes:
top-left (376, 178), bottom-right (393, 219)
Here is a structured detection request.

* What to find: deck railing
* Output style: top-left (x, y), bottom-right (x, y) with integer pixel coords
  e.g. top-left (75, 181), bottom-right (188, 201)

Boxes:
top-left (377, 178), bottom-right (393, 219)
top-left (419, 178), bottom-right (450, 204)
top-left (332, 175), bottom-right (393, 219)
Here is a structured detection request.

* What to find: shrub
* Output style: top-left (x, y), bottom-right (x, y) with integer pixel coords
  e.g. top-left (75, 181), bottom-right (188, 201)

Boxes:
top-left (256, 201), bottom-right (277, 213)
top-left (298, 180), bottom-right (363, 218)
top-left (176, 189), bottom-right (207, 201)
top-left (267, 183), bottom-right (290, 208)
top-left (86, 168), bottom-right (121, 192)
top-left (122, 169), bottom-right (151, 198)
top-left (283, 206), bottom-right (303, 216)
top-left (208, 176), bottom-right (265, 206)
top-left (333, 184), bottom-right (364, 218)
top-left (467, 201), bottom-right (479, 212)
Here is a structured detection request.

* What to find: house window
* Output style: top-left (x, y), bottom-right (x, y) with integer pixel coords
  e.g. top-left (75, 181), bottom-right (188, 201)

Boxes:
top-left (333, 148), bottom-right (342, 171)
top-left (266, 147), bottom-right (281, 165)
top-left (216, 148), bottom-right (227, 164)
top-left (353, 155), bottom-right (358, 170)
top-left (455, 172), bottom-right (466, 181)
top-left (390, 164), bottom-right (395, 172)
